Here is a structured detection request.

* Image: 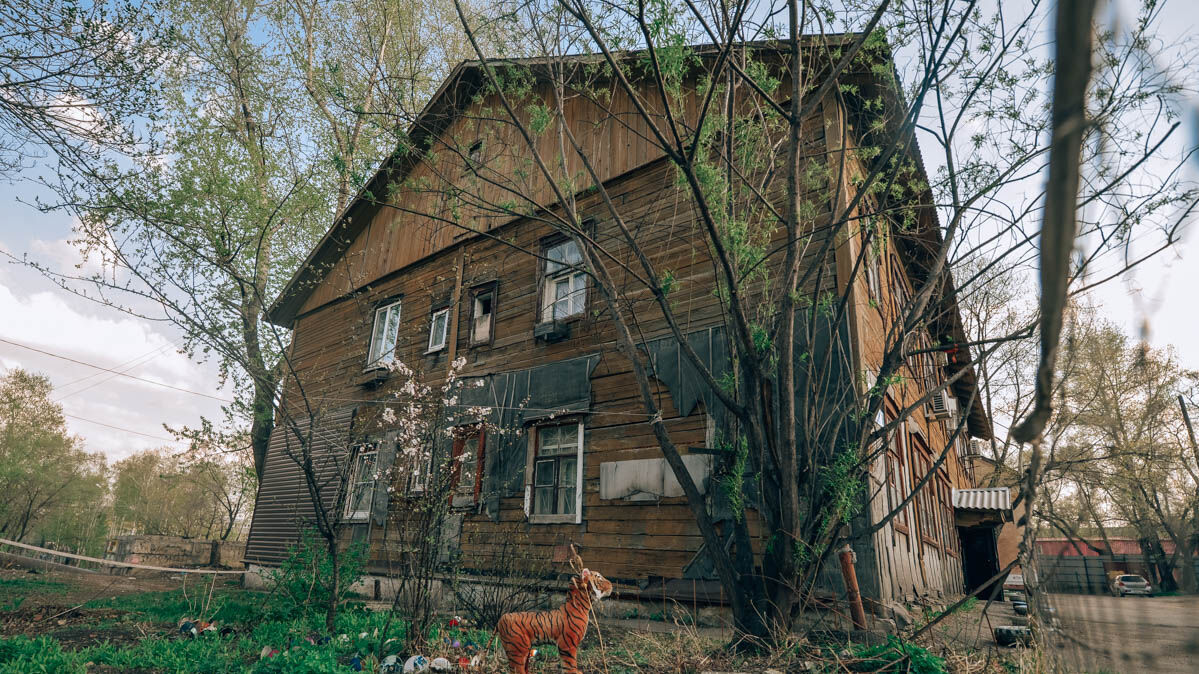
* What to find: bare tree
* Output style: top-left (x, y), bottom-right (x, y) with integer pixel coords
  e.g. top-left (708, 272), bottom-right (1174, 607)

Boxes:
top-left (325, 0), bottom-right (1197, 640)
top-left (0, 0), bottom-right (167, 177)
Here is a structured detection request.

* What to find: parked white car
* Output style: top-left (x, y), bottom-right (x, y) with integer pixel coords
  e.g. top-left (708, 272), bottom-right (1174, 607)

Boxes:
top-left (1110, 574), bottom-right (1153, 596)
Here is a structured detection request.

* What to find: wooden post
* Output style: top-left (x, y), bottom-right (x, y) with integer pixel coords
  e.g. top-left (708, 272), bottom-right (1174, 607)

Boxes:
top-left (447, 246), bottom-right (465, 363)
top-left (839, 543), bottom-right (868, 630)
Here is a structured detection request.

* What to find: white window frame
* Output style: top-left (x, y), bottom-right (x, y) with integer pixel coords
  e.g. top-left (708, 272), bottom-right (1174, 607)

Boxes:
top-left (540, 239), bottom-right (587, 322)
top-left (344, 445), bottom-right (378, 520)
top-left (405, 447), bottom-right (434, 495)
top-left (524, 420), bottom-right (584, 524)
top-left (426, 307), bottom-right (449, 353)
top-left (366, 300), bottom-right (402, 369)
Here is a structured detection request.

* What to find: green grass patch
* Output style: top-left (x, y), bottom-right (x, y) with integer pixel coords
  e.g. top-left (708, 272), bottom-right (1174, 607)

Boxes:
top-left (0, 576), bottom-right (71, 595)
top-left (83, 586), bottom-right (265, 624)
top-left (0, 595), bottom-right (496, 674)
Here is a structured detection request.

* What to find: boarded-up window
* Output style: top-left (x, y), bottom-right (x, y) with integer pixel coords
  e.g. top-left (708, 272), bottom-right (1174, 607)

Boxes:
top-left (451, 426), bottom-right (486, 508)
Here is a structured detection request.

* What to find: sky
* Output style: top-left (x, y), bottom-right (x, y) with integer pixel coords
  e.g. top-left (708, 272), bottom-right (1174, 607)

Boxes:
top-left (1, 0), bottom-right (1197, 464)
top-left (0, 179), bottom-right (231, 462)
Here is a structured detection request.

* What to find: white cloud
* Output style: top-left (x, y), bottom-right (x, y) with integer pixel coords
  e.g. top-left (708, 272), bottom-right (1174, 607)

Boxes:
top-left (28, 235), bottom-right (107, 277)
top-left (0, 277), bottom-right (229, 461)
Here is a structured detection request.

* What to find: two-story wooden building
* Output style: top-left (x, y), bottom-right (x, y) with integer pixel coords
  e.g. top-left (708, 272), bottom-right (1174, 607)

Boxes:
top-left (244, 38), bottom-right (992, 616)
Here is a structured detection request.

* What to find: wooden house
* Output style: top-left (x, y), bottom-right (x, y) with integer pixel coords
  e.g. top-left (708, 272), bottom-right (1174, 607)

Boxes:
top-left (243, 38), bottom-right (993, 615)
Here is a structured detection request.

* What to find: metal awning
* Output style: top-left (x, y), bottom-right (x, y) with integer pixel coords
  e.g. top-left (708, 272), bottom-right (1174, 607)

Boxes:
top-left (953, 487), bottom-right (1013, 524)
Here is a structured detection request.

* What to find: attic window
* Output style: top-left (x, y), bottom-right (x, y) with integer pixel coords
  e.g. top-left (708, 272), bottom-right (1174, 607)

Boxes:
top-left (427, 307), bottom-right (449, 353)
top-left (470, 284), bottom-right (496, 345)
top-left (865, 226), bottom-right (882, 305)
top-left (468, 140), bottom-right (484, 166)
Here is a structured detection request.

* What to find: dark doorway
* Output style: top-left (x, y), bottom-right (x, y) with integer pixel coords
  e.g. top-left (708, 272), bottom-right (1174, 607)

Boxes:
top-left (959, 525), bottom-right (1001, 598)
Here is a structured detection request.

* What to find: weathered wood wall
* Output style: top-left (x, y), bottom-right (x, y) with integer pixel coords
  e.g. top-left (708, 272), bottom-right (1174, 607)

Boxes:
top-left (823, 96), bottom-right (969, 604)
top-left (253, 57), bottom-right (976, 604)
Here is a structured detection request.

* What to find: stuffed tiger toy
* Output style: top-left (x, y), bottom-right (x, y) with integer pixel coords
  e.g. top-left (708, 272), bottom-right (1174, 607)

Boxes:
top-left (495, 565), bottom-right (613, 673)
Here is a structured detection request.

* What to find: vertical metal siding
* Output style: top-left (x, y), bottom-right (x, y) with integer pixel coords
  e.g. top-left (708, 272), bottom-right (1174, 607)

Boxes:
top-left (244, 407), bottom-right (356, 565)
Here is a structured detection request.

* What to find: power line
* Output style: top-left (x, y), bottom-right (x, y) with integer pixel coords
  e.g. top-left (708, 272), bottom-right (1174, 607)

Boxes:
top-left (57, 340), bottom-right (176, 390)
top-left (62, 412), bottom-right (178, 442)
top-left (0, 336), bottom-right (233, 403)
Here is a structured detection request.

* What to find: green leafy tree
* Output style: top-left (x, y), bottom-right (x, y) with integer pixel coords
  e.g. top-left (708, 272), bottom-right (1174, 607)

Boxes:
top-left (0, 369), bottom-right (106, 544)
top-left (35, 0), bottom-right (483, 481)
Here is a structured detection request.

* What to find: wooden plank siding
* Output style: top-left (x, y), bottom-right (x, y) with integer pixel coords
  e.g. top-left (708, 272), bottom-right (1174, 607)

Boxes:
top-left (824, 97), bottom-right (971, 604)
top-left (250, 52), bottom-right (982, 607)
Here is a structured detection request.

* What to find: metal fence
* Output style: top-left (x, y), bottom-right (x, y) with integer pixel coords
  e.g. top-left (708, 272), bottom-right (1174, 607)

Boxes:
top-left (1037, 554), bottom-right (1199, 594)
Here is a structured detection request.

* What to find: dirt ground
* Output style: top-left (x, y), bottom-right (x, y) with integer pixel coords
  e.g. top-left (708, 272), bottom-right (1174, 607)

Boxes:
top-left (925, 592), bottom-right (1199, 673)
top-left (1045, 593), bottom-right (1199, 673)
top-left (0, 566), bottom-right (180, 607)
top-left (0, 565), bottom-right (210, 650)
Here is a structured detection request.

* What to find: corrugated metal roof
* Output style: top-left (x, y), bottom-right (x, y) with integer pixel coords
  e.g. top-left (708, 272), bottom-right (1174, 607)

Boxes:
top-left (953, 487), bottom-right (1011, 512)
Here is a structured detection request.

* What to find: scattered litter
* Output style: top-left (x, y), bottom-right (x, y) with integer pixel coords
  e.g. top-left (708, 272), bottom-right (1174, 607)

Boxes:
top-left (349, 653), bottom-right (364, 671)
top-left (429, 657), bottom-right (452, 672)
top-left (259, 645), bottom-right (280, 659)
top-left (380, 654), bottom-right (402, 673)
top-left (447, 616), bottom-right (462, 627)
top-left (403, 654), bottom-right (429, 673)
top-left (456, 655), bottom-right (480, 669)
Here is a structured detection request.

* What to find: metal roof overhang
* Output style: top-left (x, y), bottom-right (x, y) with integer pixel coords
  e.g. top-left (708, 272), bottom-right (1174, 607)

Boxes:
top-left (953, 487), bottom-right (1013, 526)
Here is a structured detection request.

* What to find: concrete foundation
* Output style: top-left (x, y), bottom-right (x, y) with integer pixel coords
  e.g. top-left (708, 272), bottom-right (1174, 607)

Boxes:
top-left (105, 535), bottom-right (246, 570)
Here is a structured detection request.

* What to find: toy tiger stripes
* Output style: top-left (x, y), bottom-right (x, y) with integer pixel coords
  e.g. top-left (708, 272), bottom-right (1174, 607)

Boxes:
top-left (495, 566), bottom-right (613, 673)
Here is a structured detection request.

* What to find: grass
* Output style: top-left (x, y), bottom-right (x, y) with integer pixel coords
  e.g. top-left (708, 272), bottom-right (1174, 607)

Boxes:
top-left (1, 580), bottom-right (500, 674)
top-left (0, 599), bottom-right (497, 674)
top-left (0, 576), bottom-right (70, 594)
top-left (1, 576), bottom-right (1012, 673)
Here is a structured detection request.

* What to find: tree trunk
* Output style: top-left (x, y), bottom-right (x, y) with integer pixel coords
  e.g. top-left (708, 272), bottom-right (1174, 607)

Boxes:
top-left (325, 535), bottom-right (340, 633)
top-left (250, 379), bottom-right (276, 480)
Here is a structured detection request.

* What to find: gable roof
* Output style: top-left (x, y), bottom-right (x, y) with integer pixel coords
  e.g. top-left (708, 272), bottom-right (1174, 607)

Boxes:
top-left (265, 37), bottom-right (867, 328)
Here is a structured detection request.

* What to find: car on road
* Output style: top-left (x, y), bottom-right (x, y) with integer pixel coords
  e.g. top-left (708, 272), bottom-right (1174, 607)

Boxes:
top-left (1110, 574), bottom-right (1153, 596)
